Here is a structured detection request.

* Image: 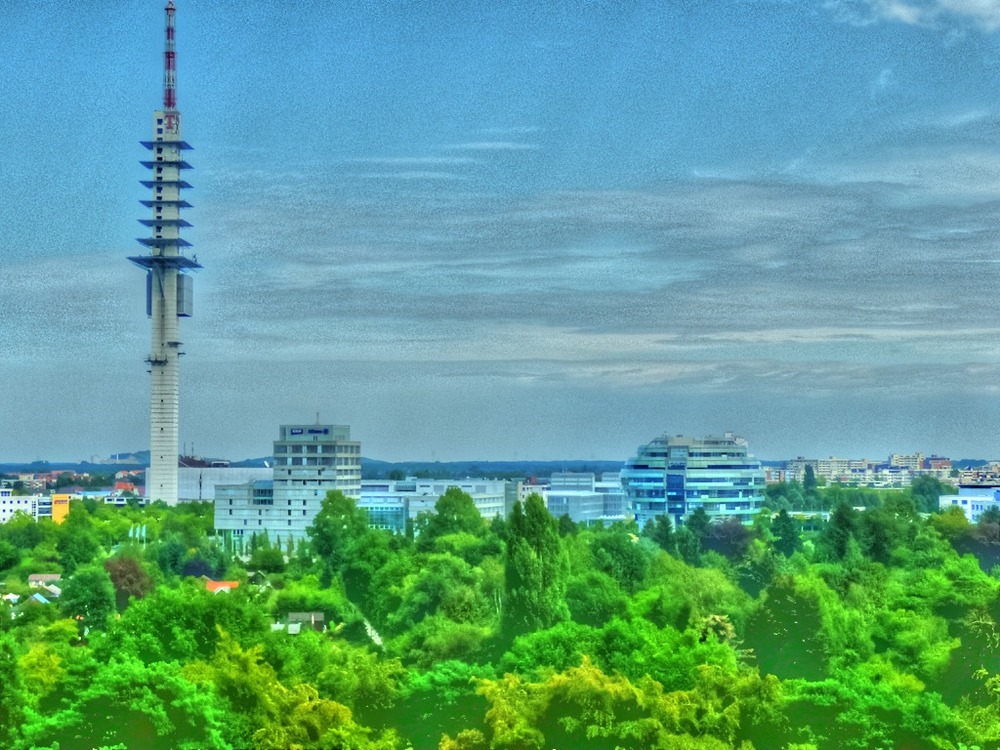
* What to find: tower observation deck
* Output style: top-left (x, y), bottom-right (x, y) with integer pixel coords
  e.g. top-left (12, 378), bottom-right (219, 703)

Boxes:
top-left (128, 1), bottom-right (201, 505)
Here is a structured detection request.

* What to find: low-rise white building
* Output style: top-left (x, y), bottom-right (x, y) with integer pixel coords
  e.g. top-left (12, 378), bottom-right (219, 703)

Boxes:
top-left (0, 488), bottom-right (43, 523)
top-left (544, 472), bottom-right (627, 525)
top-left (359, 478), bottom-right (508, 534)
top-left (178, 467), bottom-right (273, 502)
top-left (939, 486), bottom-right (1000, 523)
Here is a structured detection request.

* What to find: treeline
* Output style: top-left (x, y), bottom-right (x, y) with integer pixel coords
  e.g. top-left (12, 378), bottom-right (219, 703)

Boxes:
top-left (0, 489), bottom-right (999, 749)
top-left (764, 474), bottom-right (955, 513)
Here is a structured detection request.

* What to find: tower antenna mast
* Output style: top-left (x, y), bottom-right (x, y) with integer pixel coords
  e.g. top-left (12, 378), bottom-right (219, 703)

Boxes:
top-left (128, 1), bottom-right (201, 505)
top-left (164, 1), bottom-right (177, 110)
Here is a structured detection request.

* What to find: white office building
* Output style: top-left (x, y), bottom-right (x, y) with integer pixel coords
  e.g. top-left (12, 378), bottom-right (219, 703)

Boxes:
top-left (359, 478), bottom-right (507, 534)
top-left (0, 488), bottom-right (43, 523)
top-left (545, 472), bottom-right (625, 525)
top-left (939, 485), bottom-right (1000, 523)
top-left (214, 424), bottom-right (361, 546)
top-left (178, 467), bottom-right (273, 502)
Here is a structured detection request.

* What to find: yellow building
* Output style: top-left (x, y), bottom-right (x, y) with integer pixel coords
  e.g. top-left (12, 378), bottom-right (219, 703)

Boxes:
top-left (50, 494), bottom-right (74, 524)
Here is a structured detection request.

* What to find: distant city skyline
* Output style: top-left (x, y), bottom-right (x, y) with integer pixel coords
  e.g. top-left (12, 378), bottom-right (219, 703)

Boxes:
top-left (6, 1), bottom-right (1000, 463)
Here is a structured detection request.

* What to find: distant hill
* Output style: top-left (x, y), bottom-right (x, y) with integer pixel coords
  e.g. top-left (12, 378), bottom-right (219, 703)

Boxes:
top-left (229, 457), bottom-right (272, 468)
top-left (360, 458), bottom-right (624, 480)
top-left (7, 453), bottom-right (983, 480)
top-left (2, 456), bottom-right (625, 479)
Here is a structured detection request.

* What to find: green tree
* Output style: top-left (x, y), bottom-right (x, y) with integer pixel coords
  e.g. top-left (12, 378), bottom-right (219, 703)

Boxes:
top-left (417, 487), bottom-right (486, 549)
top-left (153, 532), bottom-right (189, 577)
top-left (557, 514), bottom-right (578, 537)
top-left (102, 582), bottom-right (269, 665)
top-left (675, 527), bottom-right (701, 565)
top-left (910, 474), bottom-right (953, 514)
top-left (818, 502), bottom-right (857, 561)
top-left (772, 509), bottom-right (802, 557)
top-left (930, 505), bottom-right (972, 544)
top-left (0, 511), bottom-right (47, 550)
top-left (60, 565), bottom-right (116, 631)
top-left (249, 531), bottom-right (285, 574)
top-left (19, 656), bottom-right (230, 750)
top-left (804, 465), bottom-right (818, 497)
top-left (189, 632), bottom-right (400, 750)
top-left (644, 514), bottom-right (675, 554)
top-left (685, 506), bottom-right (711, 543)
top-left (704, 517), bottom-right (753, 559)
top-left (0, 636), bottom-right (24, 749)
top-left (976, 506), bottom-right (1000, 545)
top-left (565, 570), bottom-right (628, 627)
top-left (857, 504), bottom-right (912, 564)
top-left (0, 540), bottom-right (20, 574)
top-left (56, 502), bottom-right (102, 574)
top-left (308, 491), bottom-right (372, 578)
top-left (503, 496), bottom-right (570, 637)
top-left (589, 527), bottom-right (651, 593)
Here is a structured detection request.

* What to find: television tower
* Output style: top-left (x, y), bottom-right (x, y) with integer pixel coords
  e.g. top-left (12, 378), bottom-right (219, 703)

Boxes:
top-left (128, 1), bottom-right (200, 505)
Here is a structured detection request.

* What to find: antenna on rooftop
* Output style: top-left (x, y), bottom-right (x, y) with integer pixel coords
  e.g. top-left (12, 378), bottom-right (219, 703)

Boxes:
top-left (164, 1), bottom-right (177, 110)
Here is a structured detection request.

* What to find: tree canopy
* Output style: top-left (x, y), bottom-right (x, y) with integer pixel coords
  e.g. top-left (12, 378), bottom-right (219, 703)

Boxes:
top-left (0, 486), bottom-right (996, 750)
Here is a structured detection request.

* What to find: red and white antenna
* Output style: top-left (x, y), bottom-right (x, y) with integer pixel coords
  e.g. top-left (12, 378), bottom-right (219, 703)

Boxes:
top-left (163, 1), bottom-right (177, 110)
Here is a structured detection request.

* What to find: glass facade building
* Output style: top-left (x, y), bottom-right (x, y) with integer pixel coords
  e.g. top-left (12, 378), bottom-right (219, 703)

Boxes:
top-left (623, 432), bottom-right (765, 527)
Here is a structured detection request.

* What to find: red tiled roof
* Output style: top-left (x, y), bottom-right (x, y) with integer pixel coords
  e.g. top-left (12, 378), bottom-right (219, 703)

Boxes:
top-left (205, 580), bottom-right (240, 593)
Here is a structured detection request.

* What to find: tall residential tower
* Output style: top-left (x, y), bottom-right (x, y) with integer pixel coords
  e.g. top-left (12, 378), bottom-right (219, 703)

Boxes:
top-left (128, 1), bottom-right (201, 505)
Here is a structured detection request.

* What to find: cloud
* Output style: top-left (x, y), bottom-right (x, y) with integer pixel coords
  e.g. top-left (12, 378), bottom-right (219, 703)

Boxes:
top-left (476, 126), bottom-right (543, 136)
top-left (347, 156), bottom-right (478, 166)
top-left (871, 67), bottom-right (897, 96)
top-left (16, 135), bottom-right (1000, 458)
top-left (825, 0), bottom-right (1000, 30)
top-left (356, 171), bottom-right (467, 180)
top-left (939, 0), bottom-right (1000, 29)
top-left (180, 155), bottom-right (1000, 420)
top-left (440, 141), bottom-right (540, 151)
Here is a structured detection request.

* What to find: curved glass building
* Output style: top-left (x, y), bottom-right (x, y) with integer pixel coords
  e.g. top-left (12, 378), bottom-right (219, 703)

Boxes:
top-left (622, 432), bottom-right (765, 527)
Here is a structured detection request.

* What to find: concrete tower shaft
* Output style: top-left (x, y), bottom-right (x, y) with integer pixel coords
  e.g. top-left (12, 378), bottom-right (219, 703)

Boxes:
top-left (128, 1), bottom-right (200, 505)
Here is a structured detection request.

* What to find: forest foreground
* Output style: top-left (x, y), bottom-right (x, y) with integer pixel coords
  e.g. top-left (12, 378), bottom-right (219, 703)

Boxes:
top-left (0, 481), bottom-right (999, 750)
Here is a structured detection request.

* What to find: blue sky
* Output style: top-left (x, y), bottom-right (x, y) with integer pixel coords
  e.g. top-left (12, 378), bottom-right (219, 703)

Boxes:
top-left (5, 0), bottom-right (1000, 462)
